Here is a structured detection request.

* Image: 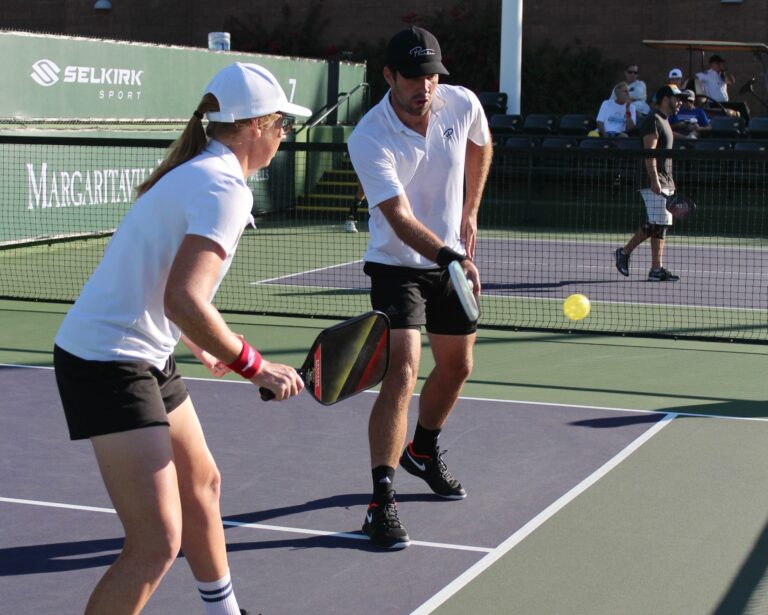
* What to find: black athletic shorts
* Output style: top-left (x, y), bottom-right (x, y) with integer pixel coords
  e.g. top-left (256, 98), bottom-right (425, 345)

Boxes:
top-left (53, 345), bottom-right (190, 440)
top-left (363, 262), bottom-right (477, 335)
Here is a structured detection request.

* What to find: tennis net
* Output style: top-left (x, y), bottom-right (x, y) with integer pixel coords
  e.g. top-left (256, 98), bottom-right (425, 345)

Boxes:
top-left (1, 135), bottom-right (766, 343)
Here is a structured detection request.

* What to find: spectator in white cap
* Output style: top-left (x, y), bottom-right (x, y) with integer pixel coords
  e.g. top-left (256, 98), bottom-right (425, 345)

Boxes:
top-left (53, 62), bottom-right (311, 615)
top-left (667, 68), bottom-right (684, 89)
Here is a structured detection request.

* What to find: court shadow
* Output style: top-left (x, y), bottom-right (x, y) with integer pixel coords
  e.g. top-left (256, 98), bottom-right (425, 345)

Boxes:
top-left (570, 414), bottom-right (663, 428)
top-left (0, 537), bottom-right (123, 576)
top-left (570, 400), bottom-right (768, 427)
top-left (670, 400), bottom-right (768, 419)
top-left (712, 517), bottom-right (768, 615)
top-left (225, 533), bottom-right (406, 554)
top-left (484, 279), bottom-right (616, 294)
top-left (223, 491), bottom-right (444, 526)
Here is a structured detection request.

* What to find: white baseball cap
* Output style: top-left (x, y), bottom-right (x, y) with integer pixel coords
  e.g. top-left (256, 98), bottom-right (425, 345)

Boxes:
top-left (204, 62), bottom-right (312, 122)
top-left (668, 68), bottom-right (683, 79)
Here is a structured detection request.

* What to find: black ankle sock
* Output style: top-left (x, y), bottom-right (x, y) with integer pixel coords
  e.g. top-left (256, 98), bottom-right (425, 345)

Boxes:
top-left (371, 465), bottom-right (395, 502)
top-left (412, 422), bottom-right (441, 456)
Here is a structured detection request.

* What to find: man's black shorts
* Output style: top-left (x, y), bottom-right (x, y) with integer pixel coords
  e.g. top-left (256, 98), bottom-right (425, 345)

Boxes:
top-left (364, 262), bottom-right (477, 335)
top-left (53, 345), bottom-right (189, 440)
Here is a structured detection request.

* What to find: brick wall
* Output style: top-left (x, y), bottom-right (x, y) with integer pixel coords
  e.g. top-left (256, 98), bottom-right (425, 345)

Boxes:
top-left (524, 0), bottom-right (766, 106)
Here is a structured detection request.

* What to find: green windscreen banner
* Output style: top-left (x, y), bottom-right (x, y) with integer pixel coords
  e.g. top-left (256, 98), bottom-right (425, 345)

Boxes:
top-left (0, 31), bottom-right (366, 121)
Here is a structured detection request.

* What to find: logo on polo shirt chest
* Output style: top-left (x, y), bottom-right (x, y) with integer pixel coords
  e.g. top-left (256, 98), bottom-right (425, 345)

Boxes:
top-left (443, 127), bottom-right (455, 140)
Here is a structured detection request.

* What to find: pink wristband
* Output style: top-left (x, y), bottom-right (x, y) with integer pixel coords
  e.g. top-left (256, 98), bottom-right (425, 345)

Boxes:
top-left (226, 341), bottom-right (262, 379)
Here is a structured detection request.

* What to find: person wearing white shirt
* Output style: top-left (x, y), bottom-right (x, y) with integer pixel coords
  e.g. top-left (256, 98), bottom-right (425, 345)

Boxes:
top-left (696, 54), bottom-right (735, 102)
top-left (53, 63), bottom-right (309, 615)
top-left (347, 26), bottom-right (492, 550)
top-left (597, 82), bottom-right (637, 136)
top-left (612, 64), bottom-right (650, 115)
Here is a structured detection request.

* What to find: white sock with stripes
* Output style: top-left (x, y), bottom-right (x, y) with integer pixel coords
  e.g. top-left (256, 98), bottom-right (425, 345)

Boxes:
top-left (197, 571), bottom-right (241, 615)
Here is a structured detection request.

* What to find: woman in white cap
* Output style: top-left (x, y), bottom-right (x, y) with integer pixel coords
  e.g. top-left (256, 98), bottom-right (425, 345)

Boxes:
top-left (53, 62), bottom-right (311, 615)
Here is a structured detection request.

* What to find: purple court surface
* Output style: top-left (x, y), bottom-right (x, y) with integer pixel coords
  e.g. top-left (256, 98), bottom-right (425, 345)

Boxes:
top-left (259, 238), bottom-right (767, 310)
top-left (1, 365), bottom-right (663, 614)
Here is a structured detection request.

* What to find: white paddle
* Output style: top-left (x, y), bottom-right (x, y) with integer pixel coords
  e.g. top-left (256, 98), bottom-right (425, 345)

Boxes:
top-left (447, 260), bottom-right (480, 321)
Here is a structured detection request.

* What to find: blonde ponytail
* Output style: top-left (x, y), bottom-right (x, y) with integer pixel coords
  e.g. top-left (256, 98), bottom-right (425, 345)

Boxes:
top-left (136, 94), bottom-right (219, 197)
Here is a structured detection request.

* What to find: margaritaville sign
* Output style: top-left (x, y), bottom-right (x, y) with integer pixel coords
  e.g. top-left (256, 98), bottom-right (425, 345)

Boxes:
top-left (2, 142), bottom-right (279, 244)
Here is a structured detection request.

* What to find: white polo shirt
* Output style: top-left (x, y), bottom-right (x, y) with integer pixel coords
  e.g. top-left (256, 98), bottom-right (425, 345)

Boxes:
top-left (696, 68), bottom-right (729, 102)
top-left (348, 84), bottom-right (490, 268)
top-left (55, 140), bottom-right (254, 368)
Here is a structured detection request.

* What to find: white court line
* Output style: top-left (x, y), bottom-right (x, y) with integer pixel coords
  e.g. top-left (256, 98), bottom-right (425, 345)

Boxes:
top-left (0, 497), bottom-right (116, 515)
top-left (0, 496), bottom-right (490, 553)
top-left (455, 393), bottom-right (768, 423)
top-left (478, 236), bottom-right (768, 252)
top-left (2, 364), bottom-right (766, 423)
top-left (249, 259), bottom-right (363, 286)
top-left (222, 519), bottom-right (492, 553)
top-left (410, 412), bottom-right (678, 615)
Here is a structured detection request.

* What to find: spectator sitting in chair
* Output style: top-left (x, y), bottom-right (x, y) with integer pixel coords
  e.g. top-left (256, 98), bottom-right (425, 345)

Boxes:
top-left (669, 89), bottom-right (711, 139)
top-left (597, 82), bottom-right (637, 137)
top-left (611, 65), bottom-right (650, 115)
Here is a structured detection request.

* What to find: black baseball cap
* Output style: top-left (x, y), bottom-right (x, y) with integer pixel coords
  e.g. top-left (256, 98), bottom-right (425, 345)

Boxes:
top-left (386, 26), bottom-right (450, 78)
top-left (655, 84), bottom-right (685, 101)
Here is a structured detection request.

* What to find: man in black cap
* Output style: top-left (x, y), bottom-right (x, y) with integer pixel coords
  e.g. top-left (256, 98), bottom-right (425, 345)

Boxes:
top-left (615, 84), bottom-right (686, 282)
top-left (348, 26), bottom-right (492, 548)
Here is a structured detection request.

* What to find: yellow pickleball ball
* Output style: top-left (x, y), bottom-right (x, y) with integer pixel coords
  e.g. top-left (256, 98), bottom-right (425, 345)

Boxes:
top-left (563, 294), bottom-right (591, 321)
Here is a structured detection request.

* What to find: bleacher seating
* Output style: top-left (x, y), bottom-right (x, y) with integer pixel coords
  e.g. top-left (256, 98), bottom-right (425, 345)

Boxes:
top-left (747, 116), bottom-right (768, 139)
top-left (557, 114), bottom-right (596, 136)
top-left (735, 140), bottom-right (768, 152)
top-left (489, 114), bottom-right (523, 141)
top-left (482, 112), bottom-right (768, 152)
top-left (708, 116), bottom-right (746, 139)
top-left (615, 138), bottom-right (642, 149)
top-left (692, 139), bottom-right (732, 151)
top-left (477, 92), bottom-right (508, 118)
top-left (489, 112), bottom-right (768, 197)
top-left (578, 137), bottom-right (614, 149)
top-left (521, 114), bottom-right (558, 135)
top-left (504, 136), bottom-right (538, 149)
top-left (541, 137), bottom-right (577, 148)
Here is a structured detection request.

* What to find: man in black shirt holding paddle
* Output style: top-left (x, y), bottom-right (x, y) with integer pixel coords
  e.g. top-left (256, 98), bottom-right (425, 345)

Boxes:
top-left (614, 84), bottom-right (686, 282)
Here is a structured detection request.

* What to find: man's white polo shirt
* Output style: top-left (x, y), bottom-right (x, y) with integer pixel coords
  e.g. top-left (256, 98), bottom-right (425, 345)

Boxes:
top-left (696, 68), bottom-right (729, 102)
top-left (55, 140), bottom-right (253, 368)
top-left (348, 84), bottom-right (490, 268)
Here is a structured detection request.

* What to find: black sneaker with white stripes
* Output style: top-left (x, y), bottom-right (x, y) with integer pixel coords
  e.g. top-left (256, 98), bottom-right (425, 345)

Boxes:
top-left (399, 442), bottom-right (467, 499)
top-left (362, 496), bottom-right (410, 549)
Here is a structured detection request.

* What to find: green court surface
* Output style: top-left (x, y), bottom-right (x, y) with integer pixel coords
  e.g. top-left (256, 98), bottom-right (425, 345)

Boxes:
top-left (2, 300), bottom-right (767, 613)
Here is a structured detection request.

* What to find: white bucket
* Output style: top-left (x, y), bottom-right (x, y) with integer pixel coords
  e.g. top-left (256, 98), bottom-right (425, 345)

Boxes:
top-left (208, 32), bottom-right (231, 51)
